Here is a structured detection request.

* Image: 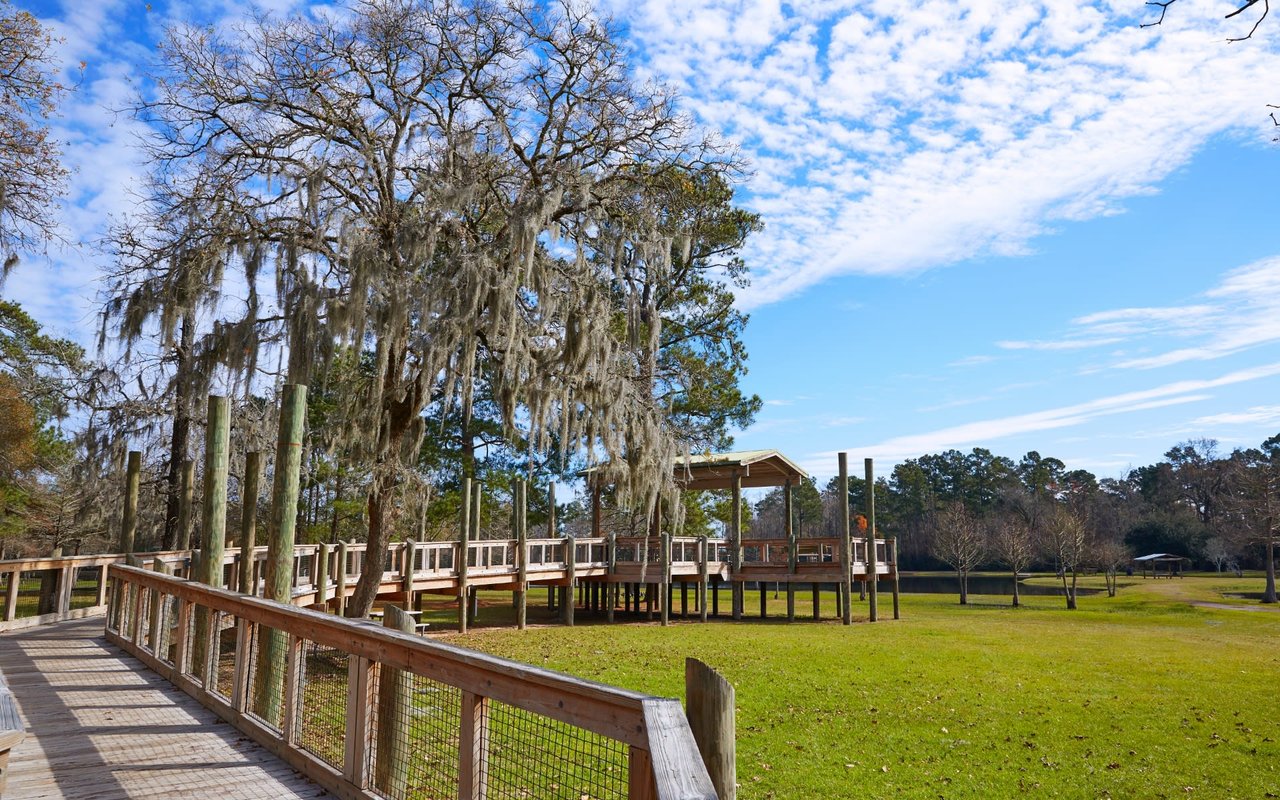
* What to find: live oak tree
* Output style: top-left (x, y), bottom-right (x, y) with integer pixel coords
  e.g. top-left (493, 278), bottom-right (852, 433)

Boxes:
top-left (117, 0), bottom-right (741, 616)
top-left (0, 0), bottom-right (71, 267)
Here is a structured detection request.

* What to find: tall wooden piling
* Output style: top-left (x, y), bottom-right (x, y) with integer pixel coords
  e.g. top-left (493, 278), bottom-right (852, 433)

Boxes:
top-left (698, 535), bottom-right (709, 623)
top-left (119, 450), bottom-right (142, 554)
top-left (606, 531), bottom-right (617, 623)
top-left (336, 541), bottom-right (348, 616)
top-left (458, 476), bottom-right (471, 633)
top-left (890, 537), bottom-right (901, 620)
top-left (686, 658), bottom-right (736, 800)
top-left (238, 451), bottom-right (262, 595)
top-left (865, 457), bottom-right (879, 623)
top-left (516, 479), bottom-right (528, 630)
top-left (562, 534), bottom-right (576, 626)
top-left (660, 531), bottom-right (671, 627)
top-left (317, 542), bottom-right (330, 609)
top-left (838, 452), bottom-right (852, 626)
top-left (731, 472), bottom-right (743, 620)
top-left (198, 396), bottom-right (231, 587)
top-left (401, 539), bottom-right (415, 611)
top-left (374, 605), bottom-right (414, 797)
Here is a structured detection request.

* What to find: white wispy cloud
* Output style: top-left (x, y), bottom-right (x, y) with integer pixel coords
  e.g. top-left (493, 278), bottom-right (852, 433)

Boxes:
top-left (1189, 405), bottom-right (1280, 427)
top-left (605, 0), bottom-right (1279, 308)
top-left (991, 257), bottom-right (1280, 370)
top-left (814, 361), bottom-right (1280, 462)
top-left (948, 355), bottom-right (995, 367)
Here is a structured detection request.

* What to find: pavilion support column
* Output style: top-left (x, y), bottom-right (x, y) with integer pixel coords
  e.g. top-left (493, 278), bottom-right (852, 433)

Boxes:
top-left (889, 537), bottom-right (901, 620)
top-left (838, 453), bottom-right (852, 626)
top-left (606, 531), bottom-right (617, 624)
top-left (785, 478), bottom-right (795, 622)
top-left (698, 536), bottom-right (709, 623)
top-left (237, 451), bottom-right (262, 595)
top-left (660, 524), bottom-right (670, 628)
top-left (731, 472), bottom-right (743, 621)
top-left (865, 457), bottom-right (879, 623)
top-left (562, 534), bottom-right (576, 627)
top-left (812, 583), bottom-right (820, 620)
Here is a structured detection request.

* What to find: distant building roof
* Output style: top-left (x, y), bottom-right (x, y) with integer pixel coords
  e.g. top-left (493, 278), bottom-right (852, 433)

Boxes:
top-left (580, 449), bottom-right (808, 491)
top-left (1133, 553), bottom-right (1189, 562)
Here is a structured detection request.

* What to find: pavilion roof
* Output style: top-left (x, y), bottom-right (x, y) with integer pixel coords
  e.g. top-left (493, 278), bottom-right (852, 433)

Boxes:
top-left (1133, 553), bottom-right (1189, 562)
top-left (673, 449), bottom-right (808, 490)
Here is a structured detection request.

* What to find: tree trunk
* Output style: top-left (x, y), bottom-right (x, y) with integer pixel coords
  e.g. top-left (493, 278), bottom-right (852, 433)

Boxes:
top-left (348, 470), bottom-right (396, 617)
top-left (1011, 569), bottom-right (1020, 608)
top-left (1264, 539), bottom-right (1277, 604)
top-left (328, 471), bottom-right (343, 544)
top-left (1060, 570), bottom-right (1071, 610)
top-left (958, 568), bottom-right (967, 605)
top-left (162, 313), bottom-right (195, 549)
top-left (1066, 570), bottom-right (1078, 610)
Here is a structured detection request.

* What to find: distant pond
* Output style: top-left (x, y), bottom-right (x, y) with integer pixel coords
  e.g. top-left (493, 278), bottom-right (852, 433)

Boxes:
top-left (895, 574), bottom-right (1101, 597)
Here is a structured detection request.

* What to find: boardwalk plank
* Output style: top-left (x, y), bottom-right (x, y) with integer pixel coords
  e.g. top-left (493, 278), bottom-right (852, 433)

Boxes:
top-left (0, 619), bottom-right (328, 799)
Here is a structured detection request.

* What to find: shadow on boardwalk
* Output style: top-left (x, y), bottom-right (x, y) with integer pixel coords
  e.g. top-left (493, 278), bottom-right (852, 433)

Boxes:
top-left (1, 618), bottom-right (328, 799)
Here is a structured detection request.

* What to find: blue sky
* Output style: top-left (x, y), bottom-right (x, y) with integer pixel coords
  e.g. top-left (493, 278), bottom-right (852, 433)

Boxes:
top-left (9, 0), bottom-right (1280, 483)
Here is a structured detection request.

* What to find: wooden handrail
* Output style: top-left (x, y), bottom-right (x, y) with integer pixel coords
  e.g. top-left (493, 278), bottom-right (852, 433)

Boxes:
top-left (105, 564), bottom-right (716, 800)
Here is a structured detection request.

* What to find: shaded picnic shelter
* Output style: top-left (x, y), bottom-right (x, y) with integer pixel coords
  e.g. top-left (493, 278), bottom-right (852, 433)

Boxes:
top-left (1133, 553), bottom-right (1190, 579)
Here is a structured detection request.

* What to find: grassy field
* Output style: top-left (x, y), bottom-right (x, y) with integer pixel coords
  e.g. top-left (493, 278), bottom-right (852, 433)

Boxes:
top-left (414, 577), bottom-right (1280, 799)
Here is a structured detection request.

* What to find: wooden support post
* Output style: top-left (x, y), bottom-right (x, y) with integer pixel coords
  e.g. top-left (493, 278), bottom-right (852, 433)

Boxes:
top-left (255, 384), bottom-right (306, 726)
top-left (591, 482), bottom-right (602, 536)
top-left (890, 537), bottom-right (901, 620)
top-left (198, 396), bottom-right (232, 587)
top-left (681, 582), bottom-right (688, 618)
top-left (865, 457), bottom-right (879, 623)
top-left (759, 583), bottom-right (767, 619)
top-left (685, 658), bottom-right (736, 800)
top-left (660, 531), bottom-right (670, 627)
top-left (4, 570), bottom-right (18, 622)
top-left (629, 746), bottom-right (656, 800)
top-left (838, 452), bottom-right (852, 626)
top-left (712, 577), bottom-right (719, 617)
top-left (785, 478), bottom-right (795, 622)
top-left (731, 472), bottom-right (743, 620)
top-left (57, 564), bottom-right (74, 616)
top-left (812, 583), bottom-right (820, 620)
top-left (343, 656), bottom-right (375, 789)
top-left (698, 537), bottom-right (709, 623)
top-left (177, 458), bottom-right (195, 551)
top-left (562, 535), bottom-right (576, 626)
top-left (606, 531), bottom-right (617, 623)
top-left (336, 541), bottom-right (348, 616)
top-left (173, 598), bottom-right (192, 676)
top-left (374, 606), bottom-right (415, 797)
top-left (237, 451), bottom-right (262, 595)
top-left (516, 479), bottom-right (528, 630)
top-left (120, 450), bottom-right (142, 553)
top-left (317, 542), bottom-right (330, 609)
top-left (459, 691), bottom-right (491, 799)
top-left (96, 564), bottom-right (109, 609)
top-left (458, 476), bottom-right (471, 633)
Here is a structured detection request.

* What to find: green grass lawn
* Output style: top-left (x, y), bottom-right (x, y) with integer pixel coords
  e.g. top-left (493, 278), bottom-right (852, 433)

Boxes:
top-left (414, 578), bottom-right (1280, 799)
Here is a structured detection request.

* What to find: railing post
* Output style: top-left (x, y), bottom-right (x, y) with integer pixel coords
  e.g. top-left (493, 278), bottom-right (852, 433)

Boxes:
top-left (459, 691), bottom-right (491, 799)
top-left (562, 535), bottom-right (576, 627)
top-left (660, 532), bottom-right (670, 627)
top-left (4, 568), bottom-right (18, 621)
top-left (238, 451), bottom-right (262, 595)
top-left (149, 559), bottom-right (171, 655)
top-left (375, 607), bottom-right (414, 797)
top-left (343, 655), bottom-right (376, 789)
top-left (516, 479), bottom-right (528, 631)
top-left (336, 541), bottom-right (348, 616)
top-left (865, 457), bottom-right (879, 623)
top-left (400, 539), bottom-right (415, 611)
top-left (96, 564), bottom-right (110, 609)
top-left (838, 453), bottom-right (852, 626)
top-left (173, 597), bottom-right (192, 676)
top-left (628, 746), bottom-right (657, 800)
top-left (698, 536), bottom-right (709, 623)
top-left (57, 564), bottom-right (74, 617)
top-left (785, 478), bottom-right (795, 622)
top-left (317, 542), bottom-right (330, 609)
top-left (685, 658), bottom-right (736, 800)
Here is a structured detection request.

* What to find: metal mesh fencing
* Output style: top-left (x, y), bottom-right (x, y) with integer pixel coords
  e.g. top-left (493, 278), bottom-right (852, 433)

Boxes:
top-left (152, 592), bottom-right (175, 666)
top-left (484, 699), bottom-right (629, 800)
top-left (297, 639), bottom-right (350, 770)
top-left (247, 624), bottom-right (291, 731)
top-left (369, 670), bottom-right (462, 800)
top-left (213, 612), bottom-right (238, 700)
top-left (135, 585), bottom-right (153, 651)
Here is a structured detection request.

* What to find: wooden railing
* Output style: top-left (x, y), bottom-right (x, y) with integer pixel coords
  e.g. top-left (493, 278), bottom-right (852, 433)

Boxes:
top-left (105, 564), bottom-right (717, 800)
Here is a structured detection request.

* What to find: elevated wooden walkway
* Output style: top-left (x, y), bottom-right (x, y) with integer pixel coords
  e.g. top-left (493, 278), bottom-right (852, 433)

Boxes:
top-left (0, 618), bottom-right (327, 799)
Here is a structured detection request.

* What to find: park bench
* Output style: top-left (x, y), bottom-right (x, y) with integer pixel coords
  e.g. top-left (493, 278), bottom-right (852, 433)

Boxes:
top-left (0, 673), bottom-right (25, 797)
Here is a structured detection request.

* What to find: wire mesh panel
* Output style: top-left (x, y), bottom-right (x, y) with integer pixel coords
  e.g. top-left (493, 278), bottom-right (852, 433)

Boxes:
top-left (248, 624), bottom-right (291, 731)
top-left (70, 566), bottom-right (101, 610)
top-left (187, 604), bottom-right (214, 688)
top-left (135, 585), bottom-right (153, 651)
top-left (369, 670), bottom-right (463, 800)
top-left (152, 592), bottom-right (176, 666)
top-left (12, 570), bottom-right (51, 619)
top-left (484, 699), bottom-right (629, 800)
top-left (296, 639), bottom-right (350, 770)
top-left (212, 612), bottom-right (238, 700)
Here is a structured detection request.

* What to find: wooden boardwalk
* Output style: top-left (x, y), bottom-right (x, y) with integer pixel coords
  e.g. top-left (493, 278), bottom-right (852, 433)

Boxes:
top-left (1, 619), bottom-right (328, 799)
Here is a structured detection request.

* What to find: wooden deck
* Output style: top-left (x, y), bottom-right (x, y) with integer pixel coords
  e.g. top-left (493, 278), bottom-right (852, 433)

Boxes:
top-left (0, 618), bottom-right (328, 799)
